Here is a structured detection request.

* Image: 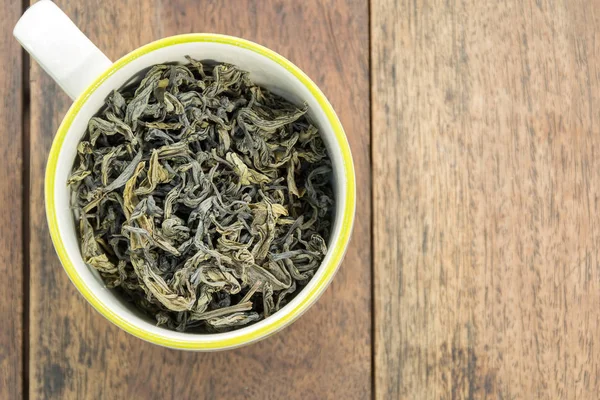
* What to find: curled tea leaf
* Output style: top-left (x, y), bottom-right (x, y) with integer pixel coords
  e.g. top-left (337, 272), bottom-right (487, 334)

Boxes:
top-left (207, 312), bottom-right (260, 329)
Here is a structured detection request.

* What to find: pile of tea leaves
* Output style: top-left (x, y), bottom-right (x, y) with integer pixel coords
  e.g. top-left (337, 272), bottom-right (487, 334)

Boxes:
top-left (68, 58), bottom-right (334, 332)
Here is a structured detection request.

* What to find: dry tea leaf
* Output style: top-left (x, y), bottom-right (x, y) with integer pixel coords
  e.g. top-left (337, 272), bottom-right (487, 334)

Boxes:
top-left (69, 59), bottom-right (334, 332)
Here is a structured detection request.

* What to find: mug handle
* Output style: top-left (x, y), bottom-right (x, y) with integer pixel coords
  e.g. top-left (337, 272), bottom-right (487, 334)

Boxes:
top-left (13, 0), bottom-right (112, 100)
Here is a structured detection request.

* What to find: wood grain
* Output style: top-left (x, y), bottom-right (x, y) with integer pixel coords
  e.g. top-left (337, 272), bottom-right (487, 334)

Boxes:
top-left (373, 0), bottom-right (600, 398)
top-left (0, 1), bottom-right (23, 399)
top-left (28, 0), bottom-right (370, 399)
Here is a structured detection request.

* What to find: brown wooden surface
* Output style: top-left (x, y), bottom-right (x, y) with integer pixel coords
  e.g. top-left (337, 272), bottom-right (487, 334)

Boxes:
top-left (6, 0), bottom-right (600, 398)
top-left (373, 0), bottom-right (600, 398)
top-left (0, 0), bottom-right (23, 399)
top-left (27, 0), bottom-right (370, 399)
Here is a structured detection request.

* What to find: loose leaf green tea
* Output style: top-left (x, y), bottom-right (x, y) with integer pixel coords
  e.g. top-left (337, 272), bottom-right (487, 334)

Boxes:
top-left (68, 58), bottom-right (334, 332)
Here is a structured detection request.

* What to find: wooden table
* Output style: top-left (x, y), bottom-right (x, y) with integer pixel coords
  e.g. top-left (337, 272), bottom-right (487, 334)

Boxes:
top-left (2, 0), bottom-right (600, 398)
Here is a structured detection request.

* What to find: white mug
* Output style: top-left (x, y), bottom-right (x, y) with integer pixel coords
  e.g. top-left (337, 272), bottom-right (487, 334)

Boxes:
top-left (14, 0), bottom-right (355, 350)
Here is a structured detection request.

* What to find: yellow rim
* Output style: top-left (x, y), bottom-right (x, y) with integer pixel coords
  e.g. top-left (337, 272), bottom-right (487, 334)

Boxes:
top-left (45, 34), bottom-right (355, 350)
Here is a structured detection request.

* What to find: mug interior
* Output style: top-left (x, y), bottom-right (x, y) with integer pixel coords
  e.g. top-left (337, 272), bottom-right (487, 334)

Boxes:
top-left (47, 35), bottom-right (354, 349)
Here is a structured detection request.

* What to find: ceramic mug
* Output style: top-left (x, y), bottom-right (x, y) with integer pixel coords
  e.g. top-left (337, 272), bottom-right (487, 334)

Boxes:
top-left (14, 0), bottom-right (355, 350)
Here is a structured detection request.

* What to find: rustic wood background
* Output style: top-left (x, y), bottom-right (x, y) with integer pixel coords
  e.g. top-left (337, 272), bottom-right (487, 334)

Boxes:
top-left (2, 0), bottom-right (600, 398)
top-left (373, 0), bottom-right (600, 399)
top-left (0, 0), bottom-right (23, 399)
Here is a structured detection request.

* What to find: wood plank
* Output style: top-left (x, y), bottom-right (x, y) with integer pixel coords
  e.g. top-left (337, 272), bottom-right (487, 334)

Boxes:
top-left (29, 1), bottom-right (370, 399)
top-left (373, 0), bottom-right (600, 398)
top-left (0, 1), bottom-right (23, 399)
